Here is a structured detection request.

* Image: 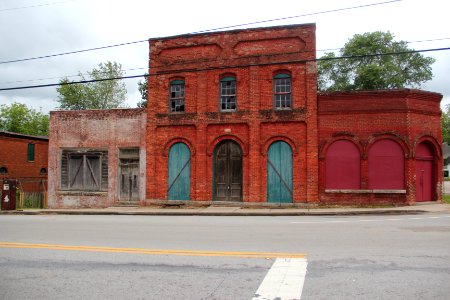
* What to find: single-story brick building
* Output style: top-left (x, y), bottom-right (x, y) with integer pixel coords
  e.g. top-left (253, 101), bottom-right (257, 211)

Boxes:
top-left (47, 23), bottom-right (443, 208)
top-left (0, 130), bottom-right (48, 182)
top-left (47, 109), bottom-right (146, 208)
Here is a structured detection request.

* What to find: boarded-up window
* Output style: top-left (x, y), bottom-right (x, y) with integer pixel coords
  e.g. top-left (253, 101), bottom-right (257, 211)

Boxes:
top-left (325, 140), bottom-right (360, 189)
top-left (368, 139), bottom-right (404, 189)
top-left (60, 150), bottom-right (108, 191)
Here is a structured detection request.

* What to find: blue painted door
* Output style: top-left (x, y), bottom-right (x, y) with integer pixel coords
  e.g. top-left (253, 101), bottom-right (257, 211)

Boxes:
top-left (267, 141), bottom-right (293, 203)
top-left (168, 143), bottom-right (190, 200)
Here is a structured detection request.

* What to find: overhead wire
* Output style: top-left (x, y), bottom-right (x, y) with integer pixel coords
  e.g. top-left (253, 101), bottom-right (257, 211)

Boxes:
top-left (0, 0), bottom-right (77, 12)
top-left (1, 46), bottom-right (449, 91)
top-left (0, 0), bottom-right (401, 65)
top-left (1, 36), bottom-right (448, 86)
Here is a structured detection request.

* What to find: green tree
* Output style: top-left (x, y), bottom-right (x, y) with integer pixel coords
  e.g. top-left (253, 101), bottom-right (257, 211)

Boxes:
top-left (56, 61), bottom-right (127, 110)
top-left (137, 74), bottom-right (148, 108)
top-left (442, 109), bottom-right (450, 144)
top-left (0, 102), bottom-right (49, 136)
top-left (318, 31), bottom-right (435, 91)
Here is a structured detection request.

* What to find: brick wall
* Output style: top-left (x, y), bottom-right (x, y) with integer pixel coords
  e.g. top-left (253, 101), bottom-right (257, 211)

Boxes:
top-left (318, 90), bottom-right (443, 205)
top-left (0, 132), bottom-right (48, 184)
top-left (48, 109), bottom-right (147, 208)
top-left (146, 24), bottom-right (318, 203)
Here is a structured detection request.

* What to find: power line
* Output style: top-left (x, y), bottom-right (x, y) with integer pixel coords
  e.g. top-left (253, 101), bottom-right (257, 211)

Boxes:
top-left (0, 0), bottom-right (77, 12)
top-left (0, 46), bottom-right (448, 92)
top-left (0, 40), bottom-right (147, 65)
top-left (0, 0), bottom-right (400, 65)
top-left (193, 0), bottom-right (401, 33)
top-left (3, 36), bottom-right (448, 86)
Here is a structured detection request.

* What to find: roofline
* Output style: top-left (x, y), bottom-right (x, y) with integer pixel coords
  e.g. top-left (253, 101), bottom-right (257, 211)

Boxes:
top-left (149, 23), bottom-right (316, 42)
top-left (318, 89), bottom-right (443, 98)
top-left (0, 130), bottom-right (48, 141)
top-left (50, 108), bottom-right (146, 115)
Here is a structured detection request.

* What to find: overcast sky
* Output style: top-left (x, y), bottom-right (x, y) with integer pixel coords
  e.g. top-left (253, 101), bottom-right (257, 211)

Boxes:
top-left (0, 0), bottom-right (449, 113)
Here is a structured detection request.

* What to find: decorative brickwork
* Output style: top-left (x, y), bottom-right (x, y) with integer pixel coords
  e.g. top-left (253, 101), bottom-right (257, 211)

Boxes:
top-left (146, 24), bottom-right (318, 203)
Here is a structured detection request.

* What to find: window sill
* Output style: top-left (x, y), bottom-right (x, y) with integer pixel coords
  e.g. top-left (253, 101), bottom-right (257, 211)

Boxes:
top-left (325, 189), bottom-right (406, 194)
top-left (57, 190), bottom-right (108, 196)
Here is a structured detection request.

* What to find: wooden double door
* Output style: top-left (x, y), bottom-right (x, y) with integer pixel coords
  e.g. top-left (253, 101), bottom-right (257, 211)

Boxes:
top-left (214, 141), bottom-right (242, 201)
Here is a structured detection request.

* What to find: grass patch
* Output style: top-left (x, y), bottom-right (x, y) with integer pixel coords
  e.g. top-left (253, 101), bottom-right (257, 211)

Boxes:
top-left (442, 194), bottom-right (450, 204)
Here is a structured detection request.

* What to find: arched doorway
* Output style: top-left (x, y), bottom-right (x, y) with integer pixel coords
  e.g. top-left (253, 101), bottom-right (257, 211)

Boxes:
top-left (267, 141), bottom-right (293, 203)
top-left (415, 142), bottom-right (435, 202)
top-left (168, 142), bottom-right (190, 200)
top-left (213, 141), bottom-right (242, 201)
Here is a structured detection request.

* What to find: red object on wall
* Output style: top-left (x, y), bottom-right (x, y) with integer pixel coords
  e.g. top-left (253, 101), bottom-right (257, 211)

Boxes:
top-left (368, 139), bottom-right (405, 189)
top-left (325, 140), bottom-right (360, 189)
top-left (415, 142), bottom-right (434, 201)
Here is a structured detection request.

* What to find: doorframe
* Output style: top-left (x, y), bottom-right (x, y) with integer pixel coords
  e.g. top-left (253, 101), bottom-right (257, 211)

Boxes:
top-left (117, 148), bottom-right (140, 202)
top-left (212, 140), bottom-right (243, 202)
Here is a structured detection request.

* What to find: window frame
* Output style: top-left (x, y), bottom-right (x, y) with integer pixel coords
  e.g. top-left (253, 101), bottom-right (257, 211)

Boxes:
top-left (219, 76), bottom-right (237, 112)
top-left (273, 73), bottom-right (292, 110)
top-left (60, 149), bottom-right (108, 192)
top-left (169, 79), bottom-right (185, 113)
top-left (27, 143), bottom-right (35, 162)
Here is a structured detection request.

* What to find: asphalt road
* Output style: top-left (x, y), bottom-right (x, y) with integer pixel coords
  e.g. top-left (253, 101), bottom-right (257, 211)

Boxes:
top-left (0, 214), bottom-right (449, 299)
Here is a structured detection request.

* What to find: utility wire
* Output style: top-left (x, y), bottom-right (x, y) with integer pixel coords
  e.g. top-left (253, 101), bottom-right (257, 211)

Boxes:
top-left (0, 0), bottom-right (77, 12)
top-left (0, 46), bottom-right (448, 92)
top-left (0, 0), bottom-right (400, 65)
top-left (2, 36), bottom-right (448, 86)
top-left (193, 0), bottom-right (401, 33)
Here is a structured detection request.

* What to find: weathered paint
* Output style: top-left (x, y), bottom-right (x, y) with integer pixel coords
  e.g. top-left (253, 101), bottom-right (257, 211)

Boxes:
top-left (368, 139), bottom-right (405, 189)
top-left (325, 140), bottom-right (360, 189)
top-left (267, 141), bottom-right (293, 203)
top-left (415, 142), bottom-right (434, 201)
top-left (168, 142), bottom-right (191, 200)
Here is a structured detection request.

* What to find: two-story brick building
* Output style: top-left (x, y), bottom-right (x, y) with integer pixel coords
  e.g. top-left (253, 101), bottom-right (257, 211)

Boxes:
top-left (47, 23), bottom-right (443, 208)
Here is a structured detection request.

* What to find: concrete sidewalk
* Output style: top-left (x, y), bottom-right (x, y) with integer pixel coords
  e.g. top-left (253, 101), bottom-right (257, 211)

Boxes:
top-left (1, 202), bottom-right (450, 216)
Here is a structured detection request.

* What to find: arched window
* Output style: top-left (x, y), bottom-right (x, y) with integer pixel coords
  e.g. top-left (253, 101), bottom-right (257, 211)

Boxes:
top-left (273, 73), bottom-right (291, 109)
top-left (40, 168), bottom-right (47, 175)
top-left (368, 139), bottom-right (404, 189)
top-left (326, 140), bottom-right (360, 189)
top-left (169, 79), bottom-right (185, 112)
top-left (0, 167), bottom-right (7, 174)
top-left (220, 76), bottom-right (236, 111)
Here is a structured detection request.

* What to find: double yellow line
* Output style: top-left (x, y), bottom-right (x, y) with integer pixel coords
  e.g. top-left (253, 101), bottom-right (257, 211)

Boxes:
top-left (0, 242), bottom-right (306, 259)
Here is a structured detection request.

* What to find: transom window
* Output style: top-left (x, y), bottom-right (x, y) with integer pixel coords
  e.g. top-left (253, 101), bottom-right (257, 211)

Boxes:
top-left (169, 80), bottom-right (185, 112)
top-left (273, 73), bottom-right (291, 109)
top-left (220, 76), bottom-right (236, 111)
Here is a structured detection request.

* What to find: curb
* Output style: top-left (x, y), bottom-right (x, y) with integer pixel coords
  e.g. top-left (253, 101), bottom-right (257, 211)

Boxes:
top-left (0, 209), bottom-right (427, 216)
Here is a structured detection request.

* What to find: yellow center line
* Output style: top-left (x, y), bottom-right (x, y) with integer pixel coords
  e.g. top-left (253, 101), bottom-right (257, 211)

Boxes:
top-left (0, 242), bottom-right (307, 259)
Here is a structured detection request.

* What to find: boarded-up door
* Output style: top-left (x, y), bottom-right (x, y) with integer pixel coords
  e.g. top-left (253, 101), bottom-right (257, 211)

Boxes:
top-left (168, 143), bottom-right (190, 200)
top-left (267, 141), bottom-right (293, 203)
top-left (214, 141), bottom-right (242, 201)
top-left (119, 159), bottom-right (139, 201)
top-left (415, 142), bottom-right (434, 202)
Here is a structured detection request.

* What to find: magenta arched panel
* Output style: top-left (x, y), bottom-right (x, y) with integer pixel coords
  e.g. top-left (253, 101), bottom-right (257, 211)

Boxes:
top-left (415, 142), bottom-right (435, 201)
top-left (325, 140), bottom-right (360, 189)
top-left (368, 139), bottom-right (405, 189)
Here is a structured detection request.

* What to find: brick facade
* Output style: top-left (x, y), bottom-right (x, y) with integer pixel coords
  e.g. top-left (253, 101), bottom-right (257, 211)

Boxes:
top-left (318, 90), bottom-right (442, 205)
top-left (47, 109), bottom-right (146, 208)
top-left (0, 131), bottom-right (48, 183)
top-left (46, 23), bottom-right (443, 208)
top-left (146, 24), bottom-right (318, 204)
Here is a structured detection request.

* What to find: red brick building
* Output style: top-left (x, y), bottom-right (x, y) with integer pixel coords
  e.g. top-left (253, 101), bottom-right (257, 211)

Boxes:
top-left (0, 131), bottom-right (48, 182)
top-left (47, 109), bottom-right (147, 208)
top-left (145, 23), bottom-right (442, 206)
top-left (47, 23), bottom-right (443, 208)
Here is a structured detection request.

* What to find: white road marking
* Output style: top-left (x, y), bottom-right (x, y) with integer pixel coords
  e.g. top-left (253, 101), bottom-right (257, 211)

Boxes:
top-left (252, 257), bottom-right (307, 300)
top-left (291, 215), bottom-right (450, 224)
